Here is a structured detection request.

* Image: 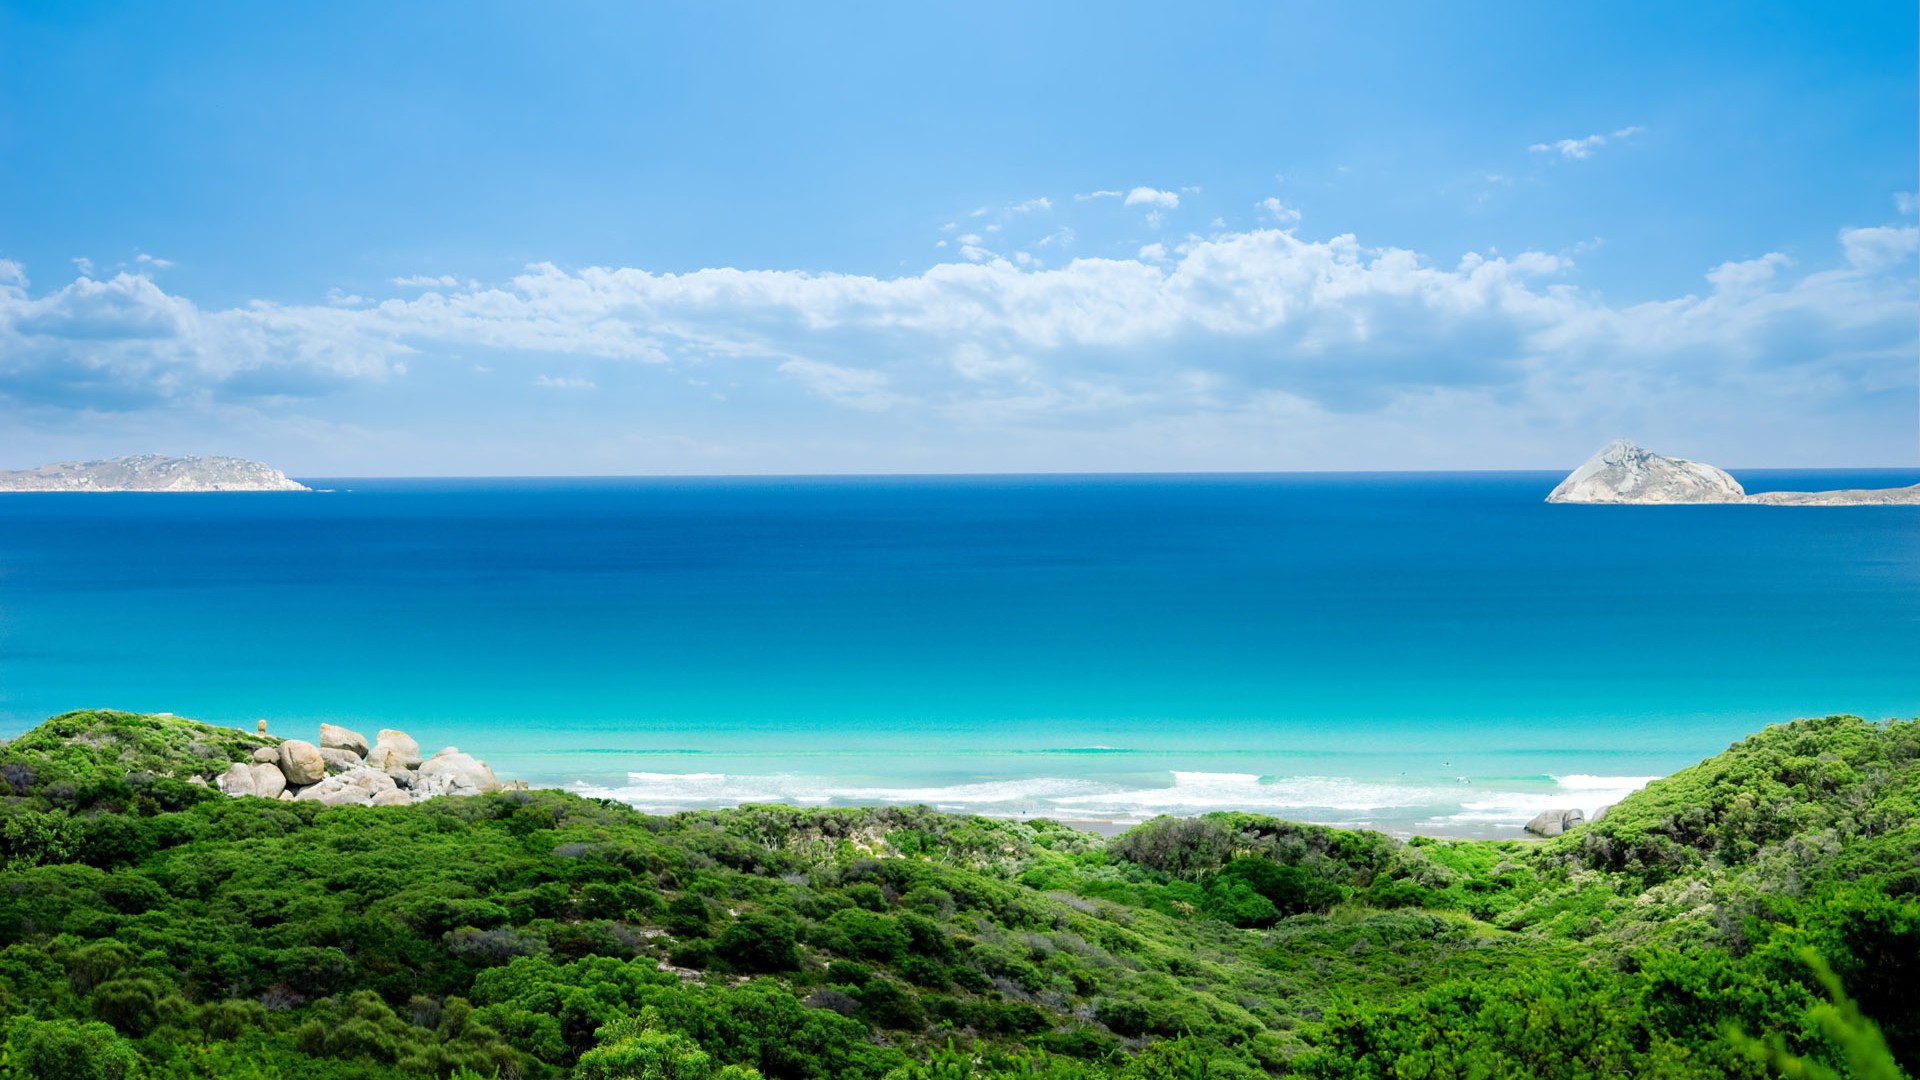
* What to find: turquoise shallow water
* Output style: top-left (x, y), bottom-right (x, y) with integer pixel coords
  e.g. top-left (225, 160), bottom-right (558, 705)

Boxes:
top-left (1, 470), bottom-right (1915, 836)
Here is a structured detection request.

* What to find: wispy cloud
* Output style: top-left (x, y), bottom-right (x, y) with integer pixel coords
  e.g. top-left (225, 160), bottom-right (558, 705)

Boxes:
top-left (1530, 125), bottom-right (1643, 160)
top-left (1124, 186), bottom-right (1180, 209)
top-left (534, 375), bottom-right (595, 390)
top-left (1257, 197), bottom-right (1301, 224)
top-left (778, 359), bottom-right (904, 411)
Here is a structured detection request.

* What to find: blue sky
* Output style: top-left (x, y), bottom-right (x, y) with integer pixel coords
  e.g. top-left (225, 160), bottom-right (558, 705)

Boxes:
top-left (1, 1), bottom-right (1915, 474)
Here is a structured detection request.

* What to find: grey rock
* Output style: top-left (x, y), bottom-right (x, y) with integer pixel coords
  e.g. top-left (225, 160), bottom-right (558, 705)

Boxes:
top-left (0, 454), bottom-right (309, 493)
top-left (414, 751), bottom-right (501, 798)
top-left (374, 729), bottom-right (423, 769)
top-left (217, 763), bottom-right (258, 797)
top-left (1524, 808), bottom-right (1587, 838)
top-left (362, 745), bottom-right (416, 787)
top-left (1749, 485), bottom-right (1920, 506)
top-left (319, 723), bottom-right (370, 757)
top-left (249, 762), bottom-right (288, 799)
top-left (1592, 803), bottom-right (1611, 823)
top-left (1547, 440), bottom-right (1745, 505)
top-left (371, 789), bottom-right (413, 807)
top-left (319, 747), bottom-right (365, 774)
top-left (276, 790), bottom-right (295, 801)
top-left (294, 774), bottom-right (375, 807)
top-left (1548, 439), bottom-right (1920, 507)
top-left (336, 766), bottom-right (398, 794)
top-left (251, 747), bottom-right (281, 764)
top-left (278, 740), bottom-right (326, 785)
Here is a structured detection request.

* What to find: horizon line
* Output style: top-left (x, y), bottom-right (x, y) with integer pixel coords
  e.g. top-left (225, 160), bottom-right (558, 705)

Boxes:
top-left (279, 464), bottom-right (1920, 481)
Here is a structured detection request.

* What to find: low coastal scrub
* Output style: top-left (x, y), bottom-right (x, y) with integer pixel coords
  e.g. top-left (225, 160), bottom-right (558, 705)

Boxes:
top-left (0, 709), bottom-right (1912, 1078)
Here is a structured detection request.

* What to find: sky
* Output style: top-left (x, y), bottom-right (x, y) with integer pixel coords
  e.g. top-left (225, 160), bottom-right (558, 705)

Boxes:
top-left (1, 1), bottom-right (1916, 475)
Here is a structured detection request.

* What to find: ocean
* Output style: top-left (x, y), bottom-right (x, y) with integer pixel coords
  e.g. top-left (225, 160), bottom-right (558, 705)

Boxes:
top-left (2, 470), bottom-right (1915, 837)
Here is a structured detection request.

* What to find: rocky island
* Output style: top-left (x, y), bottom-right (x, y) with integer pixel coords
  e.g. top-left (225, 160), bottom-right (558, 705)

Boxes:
top-left (0, 453), bottom-right (309, 492)
top-left (1547, 439), bottom-right (1920, 505)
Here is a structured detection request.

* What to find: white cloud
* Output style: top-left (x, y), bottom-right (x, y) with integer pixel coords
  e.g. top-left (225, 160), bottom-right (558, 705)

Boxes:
top-left (393, 274), bottom-right (461, 288)
top-left (1531, 134), bottom-right (1602, 159)
top-left (1839, 224), bottom-right (1919, 271)
top-left (778, 359), bottom-right (903, 410)
top-left (1704, 252), bottom-right (1791, 292)
top-left (1010, 197), bottom-right (1052, 213)
top-left (134, 253), bottom-right (175, 270)
top-left (1075, 190), bottom-right (1123, 201)
top-left (1258, 197), bottom-right (1302, 224)
top-left (1, 212), bottom-right (1911, 469)
top-left (1124, 187), bottom-right (1180, 209)
top-left (1530, 127), bottom-right (1639, 160)
top-left (1895, 192), bottom-right (1917, 215)
top-left (70, 257), bottom-right (94, 277)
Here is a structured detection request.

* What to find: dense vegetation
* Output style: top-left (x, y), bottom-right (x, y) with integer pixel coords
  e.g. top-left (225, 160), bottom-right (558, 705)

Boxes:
top-left (0, 709), bottom-right (1912, 1078)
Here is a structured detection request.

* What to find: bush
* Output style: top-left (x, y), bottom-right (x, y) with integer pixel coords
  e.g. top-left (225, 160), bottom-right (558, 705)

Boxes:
top-left (665, 894), bottom-right (716, 938)
top-left (1213, 858), bottom-right (1342, 918)
top-left (1111, 817), bottom-right (1234, 880)
top-left (716, 913), bottom-right (801, 973)
top-left (4, 1018), bottom-right (140, 1080)
top-left (823, 908), bottom-right (909, 963)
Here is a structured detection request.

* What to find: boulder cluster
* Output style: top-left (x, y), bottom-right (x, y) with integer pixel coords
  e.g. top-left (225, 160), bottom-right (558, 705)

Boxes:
top-left (1523, 804), bottom-right (1608, 838)
top-left (215, 723), bottom-right (512, 807)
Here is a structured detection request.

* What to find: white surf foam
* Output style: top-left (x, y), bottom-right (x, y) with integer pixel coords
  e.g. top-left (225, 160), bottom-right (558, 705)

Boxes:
top-left (578, 767), bottom-right (1664, 831)
top-left (1052, 772), bottom-right (1460, 816)
top-left (1436, 774), bottom-right (1658, 824)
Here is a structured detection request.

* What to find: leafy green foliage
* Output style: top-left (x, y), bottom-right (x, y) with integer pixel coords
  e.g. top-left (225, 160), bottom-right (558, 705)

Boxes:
top-left (0, 710), bottom-right (1910, 1078)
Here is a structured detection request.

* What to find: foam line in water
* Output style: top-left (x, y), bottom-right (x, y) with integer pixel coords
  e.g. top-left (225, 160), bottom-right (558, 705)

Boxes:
top-left (573, 767), bottom-right (1660, 829)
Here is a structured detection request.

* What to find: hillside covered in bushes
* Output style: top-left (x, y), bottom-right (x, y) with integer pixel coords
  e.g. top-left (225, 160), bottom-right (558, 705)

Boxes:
top-left (0, 709), bottom-right (1912, 1078)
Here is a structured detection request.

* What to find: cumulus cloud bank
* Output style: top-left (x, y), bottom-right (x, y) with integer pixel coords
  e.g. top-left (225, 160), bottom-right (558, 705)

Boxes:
top-left (1, 211), bottom-right (1914, 469)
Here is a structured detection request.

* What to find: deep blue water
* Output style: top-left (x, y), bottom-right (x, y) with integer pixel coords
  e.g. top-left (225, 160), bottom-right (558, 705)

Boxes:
top-left (1, 470), bottom-right (1915, 835)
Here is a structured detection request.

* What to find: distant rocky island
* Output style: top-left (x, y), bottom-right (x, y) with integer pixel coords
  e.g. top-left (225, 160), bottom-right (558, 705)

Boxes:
top-left (1547, 439), bottom-right (1920, 505)
top-left (0, 453), bottom-right (309, 492)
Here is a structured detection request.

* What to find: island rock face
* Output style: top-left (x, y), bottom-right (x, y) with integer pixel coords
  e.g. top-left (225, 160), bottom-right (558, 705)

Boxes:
top-left (1749, 485), bottom-right (1920, 506)
top-left (1546, 440), bottom-right (1746, 505)
top-left (0, 454), bottom-right (308, 492)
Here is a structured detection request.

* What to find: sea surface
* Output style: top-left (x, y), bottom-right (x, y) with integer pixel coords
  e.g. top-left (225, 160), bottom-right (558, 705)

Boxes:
top-left (2, 471), bottom-right (1916, 837)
